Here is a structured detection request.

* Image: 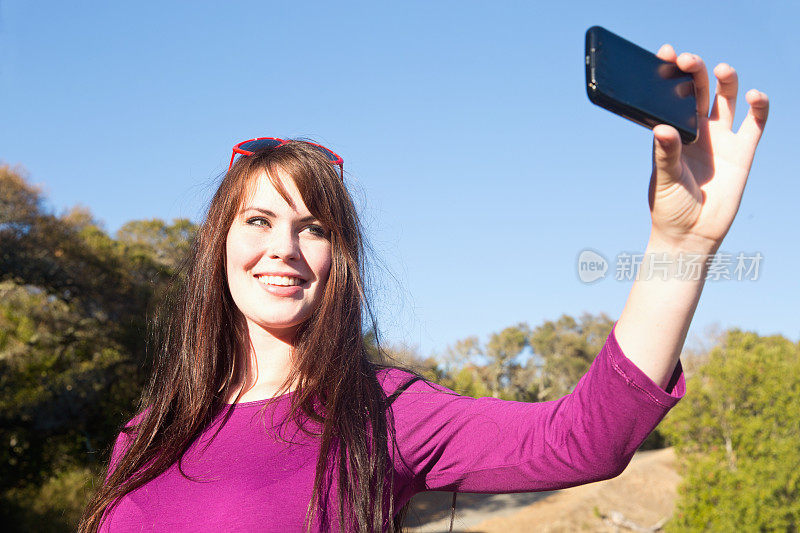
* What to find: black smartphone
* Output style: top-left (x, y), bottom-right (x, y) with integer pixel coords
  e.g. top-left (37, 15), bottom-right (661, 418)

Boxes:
top-left (585, 25), bottom-right (698, 144)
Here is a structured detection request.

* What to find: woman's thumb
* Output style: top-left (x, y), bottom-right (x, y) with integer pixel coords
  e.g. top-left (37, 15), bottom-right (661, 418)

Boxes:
top-left (651, 124), bottom-right (682, 182)
top-left (649, 124), bottom-right (683, 210)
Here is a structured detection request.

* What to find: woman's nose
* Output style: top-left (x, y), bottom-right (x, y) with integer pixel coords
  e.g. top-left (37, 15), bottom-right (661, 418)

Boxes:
top-left (266, 228), bottom-right (299, 260)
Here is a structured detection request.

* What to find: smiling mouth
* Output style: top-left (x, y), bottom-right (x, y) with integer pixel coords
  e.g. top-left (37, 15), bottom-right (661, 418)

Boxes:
top-left (255, 275), bottom-right (305, 287)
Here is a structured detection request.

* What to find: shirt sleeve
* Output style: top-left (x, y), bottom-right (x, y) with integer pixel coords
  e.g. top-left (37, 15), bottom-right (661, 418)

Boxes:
top-left (380, 323), bottom-right (684, 496)
top-left (105, 410), bottom-right (147, 480)
top-left (106, 431), bottom-right (132, 480)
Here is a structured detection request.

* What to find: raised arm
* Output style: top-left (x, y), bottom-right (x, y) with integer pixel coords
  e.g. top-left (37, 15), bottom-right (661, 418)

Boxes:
top-left (381, 335), bottom-right (683, 504)
top-left (614, 45), bottom-right (770, 389)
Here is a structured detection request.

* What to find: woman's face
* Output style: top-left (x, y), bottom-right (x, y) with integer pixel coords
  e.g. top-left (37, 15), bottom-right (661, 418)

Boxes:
top-left (225, 168), bottom-right (332, 337)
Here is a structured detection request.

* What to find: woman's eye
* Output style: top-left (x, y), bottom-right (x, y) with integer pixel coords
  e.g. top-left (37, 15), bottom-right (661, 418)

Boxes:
top-left (245, 216), bottom-right (270, 227)
top-left (307, 225), bottom-right (328, 238)
top-left (243, 217), bottom-right (326, 237)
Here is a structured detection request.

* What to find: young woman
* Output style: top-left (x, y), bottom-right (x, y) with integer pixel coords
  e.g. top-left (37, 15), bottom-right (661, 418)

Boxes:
top-left (80, 44), bottom-right (769, 532)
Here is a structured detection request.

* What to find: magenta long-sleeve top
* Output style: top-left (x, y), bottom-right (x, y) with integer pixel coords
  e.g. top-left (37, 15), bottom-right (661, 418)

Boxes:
top-left (100, 325), bottom-right (684, 531)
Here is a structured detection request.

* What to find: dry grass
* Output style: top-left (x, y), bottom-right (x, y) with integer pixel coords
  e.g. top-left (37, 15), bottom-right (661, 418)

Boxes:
top-left (466, 448), bottom-right (680, 532)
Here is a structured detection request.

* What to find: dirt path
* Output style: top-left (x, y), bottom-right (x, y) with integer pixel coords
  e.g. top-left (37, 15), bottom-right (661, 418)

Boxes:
top-left (405, 448), bottom-right (680, 532)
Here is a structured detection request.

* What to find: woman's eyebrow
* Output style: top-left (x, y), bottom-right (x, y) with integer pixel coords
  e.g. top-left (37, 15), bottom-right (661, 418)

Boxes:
top-left (239, 207), bottom-right (318, 223)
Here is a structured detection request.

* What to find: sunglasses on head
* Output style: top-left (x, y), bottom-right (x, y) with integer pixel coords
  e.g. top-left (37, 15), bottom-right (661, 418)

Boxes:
top-left (229, 137), bottom-right (344, 178)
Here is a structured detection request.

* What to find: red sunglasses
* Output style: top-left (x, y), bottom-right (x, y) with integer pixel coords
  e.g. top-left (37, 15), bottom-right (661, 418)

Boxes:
top-left (229, 137), bottom-right (344, 178)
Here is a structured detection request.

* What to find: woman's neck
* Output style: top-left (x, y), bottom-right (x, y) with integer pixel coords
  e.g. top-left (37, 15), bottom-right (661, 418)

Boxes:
top-left (226, 319), bottom-right (297, 404)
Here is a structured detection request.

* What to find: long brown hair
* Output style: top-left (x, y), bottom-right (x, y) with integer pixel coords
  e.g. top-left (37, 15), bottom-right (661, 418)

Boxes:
top-left (79, 141), bottom-right (415, 532)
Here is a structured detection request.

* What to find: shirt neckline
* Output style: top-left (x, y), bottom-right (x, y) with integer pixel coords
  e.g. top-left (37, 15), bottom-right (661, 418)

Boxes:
top-left (225, 388), bottom-right (295, 407)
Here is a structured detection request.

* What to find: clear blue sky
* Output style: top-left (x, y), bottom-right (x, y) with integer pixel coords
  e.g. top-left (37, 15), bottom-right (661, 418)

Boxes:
top-left (2, 1), bottom-right (797, 356)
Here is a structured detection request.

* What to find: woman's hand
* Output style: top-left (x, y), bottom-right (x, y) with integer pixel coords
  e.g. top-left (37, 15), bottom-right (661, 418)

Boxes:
top-left (647, 44), bottom-right (770, 254)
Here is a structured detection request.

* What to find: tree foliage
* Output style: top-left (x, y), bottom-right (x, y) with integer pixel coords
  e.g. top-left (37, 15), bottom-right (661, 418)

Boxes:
top-left (116, 218), bottom-right (196, 271)
top-left (529, 312), bottom-right (614, 401)
top-left (437, 313), bottom-right (615, 402)
top-left (0, 165), bottom-right (198, 530)
top-left (662, 330), bottom-right (800, 531)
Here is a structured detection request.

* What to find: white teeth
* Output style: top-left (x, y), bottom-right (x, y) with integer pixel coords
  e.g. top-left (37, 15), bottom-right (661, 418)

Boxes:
top-left (257, 275), bottom-right (303, 287)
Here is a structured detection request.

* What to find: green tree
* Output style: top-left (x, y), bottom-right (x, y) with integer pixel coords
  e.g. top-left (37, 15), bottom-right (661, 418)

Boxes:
top-left (116, 218), bottom-right (197, 271)
top-left (363, 329), bottom-right (444, 383)
top-left (662, 330), bottom-right (800, 531)
top-left (439, 325), bottom-right (531, 400)
top-left (528, 312), bottom-right (614, 401)
top-left (484, 323), bottom-right (530, 399)
top-left (0, 165), bottom-right (197, 531)
top-left (440, 336), bottom-right (481, 377)
top-left (445, 365), bottom-right (493, 398)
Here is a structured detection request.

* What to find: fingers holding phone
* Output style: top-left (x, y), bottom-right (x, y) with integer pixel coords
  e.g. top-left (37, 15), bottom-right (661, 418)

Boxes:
top-left (585, 27), bottom-right (699, 144)
top-left (674, 52), bottom-right (711, 117)
top-left (739, 89), bottom-right (770, 150)
top-left (709, 62), bottom-right (738, 129)
top-left (586, 27), bottom-right (769, 154)
top-left (653, 43), bottom-right (767, 146)
top-left (586, 26), bottom-right (770, 252)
